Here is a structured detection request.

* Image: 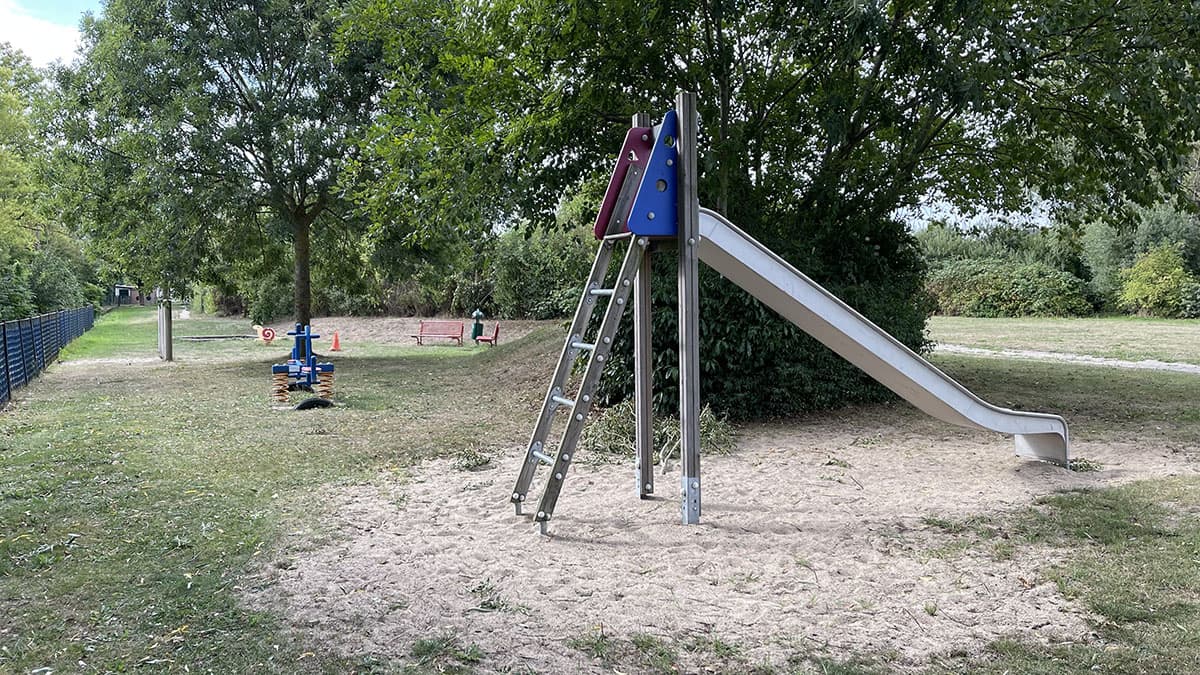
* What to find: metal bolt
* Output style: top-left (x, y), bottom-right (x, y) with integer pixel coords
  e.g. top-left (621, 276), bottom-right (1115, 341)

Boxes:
top-left (667, 159), bottom-right (674, 166)
top-left (512, 492), bottom-right (520, 500)
top-left (603, 336), bottom-right (611, 344)
top-left (692, 481), bottom-right (699, 489)
top-left (576, 413), bottom-right (584, 420)
top-left (555, 472), bottom-right (563, 480)
top-left (616, 298), bottom-right (624, 305)
top-left (641, 134), bottom-right (649, 141)
top-left (623, 279), bottom-right (631, 287)
top-left (597, 355), bottom-right (605, 362)
top-left (645, 483), bottom-right (652, 490)
top-left (562, 454), bottom-right (570, 461)
top-left (537, 511), bottom-right (545, 518)
top-left (583, 394), bottom-right (591, 402)
top-left (648, 212), bottom-right (655, 221)
top-left (688, 238), bottom-right (696, 245)
top-left (520, 494), bottom-right (526, 501)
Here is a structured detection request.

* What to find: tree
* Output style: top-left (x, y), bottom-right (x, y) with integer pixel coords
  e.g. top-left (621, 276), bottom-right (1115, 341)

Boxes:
top-left (342, 0), bottom-right (1200, 418)
top-left (60, 0), bottom-right (382, 325)
top-left (0, 43), bottom-right (103, 317)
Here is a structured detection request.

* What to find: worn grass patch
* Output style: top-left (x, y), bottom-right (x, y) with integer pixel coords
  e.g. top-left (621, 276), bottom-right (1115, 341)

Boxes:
top-left (0, 307), bottom-right (552, 671)
top-left (928, 478), bottom-right (1200, 673)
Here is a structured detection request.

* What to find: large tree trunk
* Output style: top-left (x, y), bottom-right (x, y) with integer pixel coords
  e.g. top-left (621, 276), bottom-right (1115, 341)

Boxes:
top-left (294, 217), bottom-right (311, 328)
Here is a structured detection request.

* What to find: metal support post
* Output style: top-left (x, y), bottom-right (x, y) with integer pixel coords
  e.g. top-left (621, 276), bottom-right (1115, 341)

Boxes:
top-left (676, 92), bottom-right (701, 524)
top-left (158, 294), bottom-right (173, 362)
top-left (632, 112), bottom-right (656, 499)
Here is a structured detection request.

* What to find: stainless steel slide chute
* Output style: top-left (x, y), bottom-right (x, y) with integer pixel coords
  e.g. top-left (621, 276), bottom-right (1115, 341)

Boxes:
top-left (697, 207), bottom-right (1070, 465)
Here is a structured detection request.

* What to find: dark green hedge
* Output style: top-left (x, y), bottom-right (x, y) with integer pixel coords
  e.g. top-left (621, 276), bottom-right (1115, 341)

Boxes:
top-left (926, 258), bottom-right (1092, 317)
top-left (597, 216), bottom-right (932, 421)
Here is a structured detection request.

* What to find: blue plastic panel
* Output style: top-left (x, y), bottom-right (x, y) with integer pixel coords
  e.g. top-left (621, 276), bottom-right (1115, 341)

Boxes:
top-left (627, 110), bottom-right (679, 237)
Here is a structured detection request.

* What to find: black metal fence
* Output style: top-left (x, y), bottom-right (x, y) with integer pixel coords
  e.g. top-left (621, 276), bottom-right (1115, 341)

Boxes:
top-left (0, 306), bottom-right (96, 406)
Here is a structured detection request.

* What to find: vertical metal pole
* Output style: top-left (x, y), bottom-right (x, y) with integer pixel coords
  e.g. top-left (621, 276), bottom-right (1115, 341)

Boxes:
top-left (165, 299), bottom-right (173, 361)
top-left (1, 321), bottom-right (9, 405)
top-left (632, 112), bottom-right (656, 499)
top-left (676, 91), bottom-right (701, 524)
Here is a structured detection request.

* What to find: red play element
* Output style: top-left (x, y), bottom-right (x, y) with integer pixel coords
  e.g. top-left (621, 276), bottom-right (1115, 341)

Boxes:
top-left (412, 320), bottom-right (464, 345)
top-left (475, 323), bottom-right (500, 347)
top-left (261, 327), bottom-right (276, 343)
top-left (331, 331), bottom-right (342, 351)
top-left (593, 126), bottom-right (653, 239)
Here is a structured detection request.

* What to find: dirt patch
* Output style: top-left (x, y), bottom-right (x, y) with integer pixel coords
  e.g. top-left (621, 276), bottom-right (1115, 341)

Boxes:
top-left (243, 415), bottom-right (1200, 672)
top-left (268, 316), bottom-right (557, 347)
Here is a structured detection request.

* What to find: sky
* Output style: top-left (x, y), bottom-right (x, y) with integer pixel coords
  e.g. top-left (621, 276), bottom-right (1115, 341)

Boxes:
top-left (0, 0), bottom-right (104, 67)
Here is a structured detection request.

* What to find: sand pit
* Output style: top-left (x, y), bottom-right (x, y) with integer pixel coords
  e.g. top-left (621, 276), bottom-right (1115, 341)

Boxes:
top-left (243, 410), bottom-right (1200, 672)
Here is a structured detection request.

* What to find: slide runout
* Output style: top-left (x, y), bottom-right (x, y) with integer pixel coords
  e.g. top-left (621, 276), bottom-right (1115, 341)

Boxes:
top-left (696, 208), bottom-right (1070, 466)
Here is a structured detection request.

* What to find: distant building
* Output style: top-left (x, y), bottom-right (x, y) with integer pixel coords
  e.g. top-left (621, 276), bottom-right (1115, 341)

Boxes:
top-left (111, 284), bottom-right (143, 306)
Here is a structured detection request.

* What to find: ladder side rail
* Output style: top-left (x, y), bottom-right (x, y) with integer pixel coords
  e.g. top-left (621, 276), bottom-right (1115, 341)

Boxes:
top-left (534, 237), bottom-right (648, 530)
top-left (510, 239), bottom-right (617, 509)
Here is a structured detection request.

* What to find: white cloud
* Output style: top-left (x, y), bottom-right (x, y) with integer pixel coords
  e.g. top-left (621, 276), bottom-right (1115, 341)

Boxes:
top-left (0, 0), bottom-right (82, 67)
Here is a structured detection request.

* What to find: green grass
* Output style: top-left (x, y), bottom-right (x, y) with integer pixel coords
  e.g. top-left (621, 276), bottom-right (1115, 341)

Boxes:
top-left (0, 307), bottom-right (548, 671)
top-left (5, 307), bottom-right (1200, 673)
top-left (928, 314), bottom-right (1200, 363)
top-left (932, 353), bottom-right (1200, 444)
top-left (928, 478), bottom-right (1200, 674)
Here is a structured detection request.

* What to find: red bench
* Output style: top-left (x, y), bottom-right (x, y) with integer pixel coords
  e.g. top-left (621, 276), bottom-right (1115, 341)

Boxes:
top-left (412, 320), bottom-right (464, 345)
top-left (475, 323), bottom-right (500, 346)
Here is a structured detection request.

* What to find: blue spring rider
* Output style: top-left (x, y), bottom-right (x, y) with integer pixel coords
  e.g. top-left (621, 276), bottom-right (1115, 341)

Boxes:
top-left (270, 324), bottom-right (335, 405)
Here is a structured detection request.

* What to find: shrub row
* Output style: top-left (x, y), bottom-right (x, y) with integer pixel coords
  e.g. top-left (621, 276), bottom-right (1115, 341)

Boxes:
top-left (926, 258), bottom-right (1092, 318)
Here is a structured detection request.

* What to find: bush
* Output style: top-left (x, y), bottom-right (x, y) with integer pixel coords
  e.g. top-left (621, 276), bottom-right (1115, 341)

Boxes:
top-left (1118, 244), bottom-right (1195, 317)
top-left (579, 400), bottom-right (737, 463)
top-left (926, 258), bottom-right (1092, 317)
top-left (492, 225), bottom-right (593, 319)
top-left (0, 261), bottom-right (35, 320)
top-left (1180, 281), bottom-right (1200, 319)
top-left (1082, 205), bottom-right (1200, 309)
top-left (247, 274), bottom-right (293, 324)
top-left (313, 285), bottom-right (381, 316)
top-left (28, 250), bottom-right (87, 312)
top-left (599, 215), bottom-right (933, 421)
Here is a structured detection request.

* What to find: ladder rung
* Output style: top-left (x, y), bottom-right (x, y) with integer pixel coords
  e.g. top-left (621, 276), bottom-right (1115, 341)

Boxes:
top-left (603, 231), bottom-right (634, 240)
top-left (589, 289), bottom-right (615, 297)
top-left (551, 395), bottom-right (575, 407)
top-left (531, 450), bottom-right (554, 465)
top-left (570, 341), bottom-right (596, 351)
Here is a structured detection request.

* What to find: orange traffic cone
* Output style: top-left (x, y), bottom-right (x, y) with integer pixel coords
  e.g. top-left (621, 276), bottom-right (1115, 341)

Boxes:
top-left (331, 331), bottom-right (342, 351)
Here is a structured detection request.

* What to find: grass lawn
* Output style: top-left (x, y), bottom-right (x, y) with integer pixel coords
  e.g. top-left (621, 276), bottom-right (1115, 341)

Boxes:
top-left (1, 306), bottom-right (550, 671)
top-left (2, 306), bottom-right (1199, 673)
top-left (928, 314), bottom-right (1200, 364)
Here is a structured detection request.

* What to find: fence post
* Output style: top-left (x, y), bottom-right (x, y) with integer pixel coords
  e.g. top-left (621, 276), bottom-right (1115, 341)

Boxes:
top-left (0, 321), bottom-right (9, 405)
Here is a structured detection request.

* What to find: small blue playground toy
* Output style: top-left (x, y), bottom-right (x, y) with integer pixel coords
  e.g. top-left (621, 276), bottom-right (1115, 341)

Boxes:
top-left (270, 324), bottom-right (335, 406)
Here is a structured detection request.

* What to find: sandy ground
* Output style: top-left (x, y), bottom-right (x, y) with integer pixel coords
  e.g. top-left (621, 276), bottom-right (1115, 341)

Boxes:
top-left (271, 316), bottom-right (556, 347)
top-left (938, 343), bottom-right (1200, 374)
top-left (243, 412), bottom-right (1200, 673)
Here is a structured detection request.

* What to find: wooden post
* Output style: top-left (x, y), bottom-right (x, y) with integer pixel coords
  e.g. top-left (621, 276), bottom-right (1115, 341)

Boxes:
top-left (633, 111), bottom-right (656, 499)
top-left (676, 92), bottom-right (701, 524)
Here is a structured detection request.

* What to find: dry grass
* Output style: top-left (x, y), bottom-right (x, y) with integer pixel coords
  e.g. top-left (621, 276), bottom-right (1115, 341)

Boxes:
top-left (928, 315), bottom-right (1200, 364)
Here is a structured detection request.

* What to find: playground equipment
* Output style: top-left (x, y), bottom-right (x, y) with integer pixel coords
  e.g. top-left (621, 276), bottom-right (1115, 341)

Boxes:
top-left (509, 92), bottom-right (1070, 534)
top-left (270, 324), bottom-right (335, 404)
top-left (253, 325), bottom-right (278, 345)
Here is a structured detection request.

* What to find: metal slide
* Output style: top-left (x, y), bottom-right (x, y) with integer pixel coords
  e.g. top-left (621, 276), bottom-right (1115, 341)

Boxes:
top-left (698, 208), bottom-right (1070, 465)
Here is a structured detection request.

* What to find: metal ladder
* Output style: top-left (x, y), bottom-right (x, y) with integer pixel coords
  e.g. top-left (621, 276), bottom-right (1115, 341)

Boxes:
top-left (510, 232), bottom-right (649, 533)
